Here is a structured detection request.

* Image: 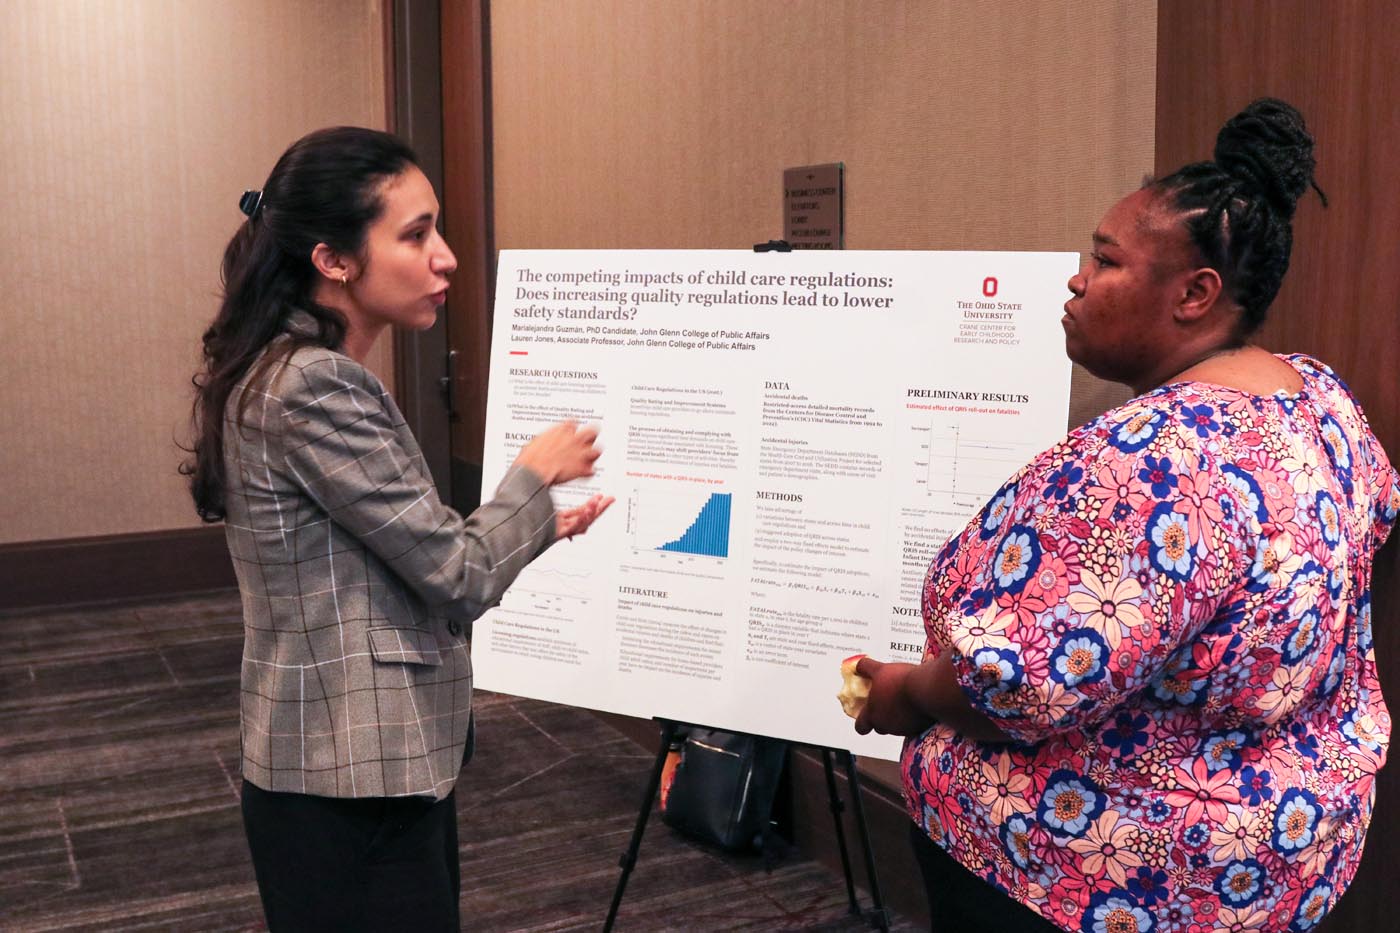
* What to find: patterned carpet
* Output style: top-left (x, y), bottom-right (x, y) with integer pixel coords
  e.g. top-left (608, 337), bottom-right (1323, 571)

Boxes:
top-left (0, 592), bottom-right (917, 931)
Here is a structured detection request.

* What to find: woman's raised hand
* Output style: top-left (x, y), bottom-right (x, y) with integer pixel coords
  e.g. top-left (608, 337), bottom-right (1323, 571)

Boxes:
top-left (555, 493), bottom-right (615, 540)
top-left (513, 420), bottom-right (602, 486)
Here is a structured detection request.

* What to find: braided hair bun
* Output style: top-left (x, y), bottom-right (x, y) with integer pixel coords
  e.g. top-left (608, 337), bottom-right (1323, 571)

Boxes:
top-left (1149, 97), bottom-right (1326, 333)
top-left (1214, 98), bottom-right (1324, 219)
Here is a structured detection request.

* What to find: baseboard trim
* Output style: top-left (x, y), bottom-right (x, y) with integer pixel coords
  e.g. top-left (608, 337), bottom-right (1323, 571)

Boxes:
top-left (0, 526), bottom-right (236, 613)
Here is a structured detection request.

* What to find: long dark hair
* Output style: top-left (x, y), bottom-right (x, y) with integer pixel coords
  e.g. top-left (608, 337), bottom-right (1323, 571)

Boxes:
top-left (1148, 98), bottom-right (1326, 334)
top-left (182, 127), bottom-right (419, 522)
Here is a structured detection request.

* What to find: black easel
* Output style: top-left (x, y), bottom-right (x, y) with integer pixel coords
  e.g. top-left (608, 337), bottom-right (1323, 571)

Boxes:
top-left (602, 718), bottom-right (890, 931)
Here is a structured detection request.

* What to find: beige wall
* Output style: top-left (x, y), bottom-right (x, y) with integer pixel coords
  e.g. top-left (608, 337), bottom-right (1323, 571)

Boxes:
top-left (0, 0), bottom-right (390, 544)
top-left (488, 0), bottom-right (1153, 424)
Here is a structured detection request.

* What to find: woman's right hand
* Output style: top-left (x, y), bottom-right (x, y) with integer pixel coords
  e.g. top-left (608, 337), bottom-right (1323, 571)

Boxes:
top-left (513, 420), bottom-right (602, 486)
top-left (853, 658), bottom-right (933, 736)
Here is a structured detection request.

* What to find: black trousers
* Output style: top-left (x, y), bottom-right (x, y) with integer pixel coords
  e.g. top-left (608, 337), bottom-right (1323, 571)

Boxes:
top-left (909, 823), bottom-right (1062, 933)
top-left (241, 781), bottom-right (460, 933)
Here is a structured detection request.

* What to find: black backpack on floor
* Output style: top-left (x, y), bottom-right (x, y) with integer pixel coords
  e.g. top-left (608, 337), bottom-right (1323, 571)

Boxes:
top-left (660, 728), bottom-right (788, 852)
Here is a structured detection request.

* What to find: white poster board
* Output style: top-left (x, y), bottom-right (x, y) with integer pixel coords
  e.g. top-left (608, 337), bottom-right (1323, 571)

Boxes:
top-left (475, 249), bottom-right (1076, 760)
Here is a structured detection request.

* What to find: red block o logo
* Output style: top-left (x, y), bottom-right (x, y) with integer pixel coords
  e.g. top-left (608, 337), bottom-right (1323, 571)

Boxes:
top-left (983, 277), bottom-right (998, 297)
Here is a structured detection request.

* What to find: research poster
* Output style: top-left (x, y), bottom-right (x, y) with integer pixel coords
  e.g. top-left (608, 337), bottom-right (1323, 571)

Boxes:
top-left (475, 249), bottom-right (1077, 760)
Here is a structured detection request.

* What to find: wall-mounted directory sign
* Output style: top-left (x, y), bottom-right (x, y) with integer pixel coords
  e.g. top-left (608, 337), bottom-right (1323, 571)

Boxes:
top-left (783, 163), bottom-right (844, 250)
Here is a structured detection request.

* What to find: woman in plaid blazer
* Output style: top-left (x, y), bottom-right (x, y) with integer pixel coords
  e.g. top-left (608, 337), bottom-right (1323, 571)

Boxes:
top-left (184, 127), bottom-right (610, 932)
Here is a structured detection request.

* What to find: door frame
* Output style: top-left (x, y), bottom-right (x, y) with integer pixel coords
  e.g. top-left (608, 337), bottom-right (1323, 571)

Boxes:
top-left (388, 0), bottom-right (455, 503)
top-left (440, 0), bottom-right (495, 513)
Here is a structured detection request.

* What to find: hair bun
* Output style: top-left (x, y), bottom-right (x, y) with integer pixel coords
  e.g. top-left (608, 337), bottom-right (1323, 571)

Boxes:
top-left (1213, 98), bottom-right (1320, 218)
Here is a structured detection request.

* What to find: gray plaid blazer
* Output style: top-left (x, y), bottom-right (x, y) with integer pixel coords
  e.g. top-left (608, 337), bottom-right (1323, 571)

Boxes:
top-left (223, 330), bottom-right (554, 800)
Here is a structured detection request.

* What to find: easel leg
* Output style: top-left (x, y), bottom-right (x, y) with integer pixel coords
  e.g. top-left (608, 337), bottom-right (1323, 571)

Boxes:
top-left (843, 752), bottom-right (890, 932)
top-left (821, 749), bottom-right (861, 916)
top-left (603, 719), bottom-right (677, 932)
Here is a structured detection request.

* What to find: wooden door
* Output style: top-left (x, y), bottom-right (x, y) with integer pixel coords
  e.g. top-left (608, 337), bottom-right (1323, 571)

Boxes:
top-left (440, 0), bottom-right (494, 513)
top-left (1157, 3), bottom-right (1400, 929)
top-left (389, 0), bottom-right (454, 503)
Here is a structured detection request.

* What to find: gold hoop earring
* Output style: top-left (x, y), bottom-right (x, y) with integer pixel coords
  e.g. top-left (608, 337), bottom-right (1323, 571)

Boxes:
top-left (339, 273), bottom-right (348, 287)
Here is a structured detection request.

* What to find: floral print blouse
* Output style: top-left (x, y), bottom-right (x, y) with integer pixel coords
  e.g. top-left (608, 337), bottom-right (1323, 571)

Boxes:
top-left (902, 356), bottom-right (1398, 933)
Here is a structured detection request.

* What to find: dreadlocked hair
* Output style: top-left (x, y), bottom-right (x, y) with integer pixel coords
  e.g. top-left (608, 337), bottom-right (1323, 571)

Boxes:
top-left (1148, 98), bottom-right (1326, 334)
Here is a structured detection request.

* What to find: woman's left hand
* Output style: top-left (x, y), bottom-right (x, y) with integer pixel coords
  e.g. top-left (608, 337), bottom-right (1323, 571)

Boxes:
top-left (853, 657), bottom-right (938, 736)
top-left (555, 494), bottom-right (615, 540)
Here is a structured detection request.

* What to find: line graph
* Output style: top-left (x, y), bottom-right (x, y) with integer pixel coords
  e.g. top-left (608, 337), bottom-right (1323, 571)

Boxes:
top-left (496, 585), bottom-right (590, 618)
top-left (910, 422), bottom-right (1030, 509)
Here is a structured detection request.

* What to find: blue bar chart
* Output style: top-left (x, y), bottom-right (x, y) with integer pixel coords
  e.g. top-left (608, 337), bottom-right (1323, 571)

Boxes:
top-left (658, 492), bottom-right (732, 558)
top-left (630, 489), bottom-right (733, 559)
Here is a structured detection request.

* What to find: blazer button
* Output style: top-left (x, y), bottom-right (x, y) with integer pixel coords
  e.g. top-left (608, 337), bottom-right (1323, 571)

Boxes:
top-left (447, 620), bottom-right (462, 637)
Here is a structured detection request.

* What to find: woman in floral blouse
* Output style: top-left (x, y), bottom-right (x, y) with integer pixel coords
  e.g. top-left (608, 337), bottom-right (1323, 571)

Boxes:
top-left (855, 99), bottom-right (1398, 933)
